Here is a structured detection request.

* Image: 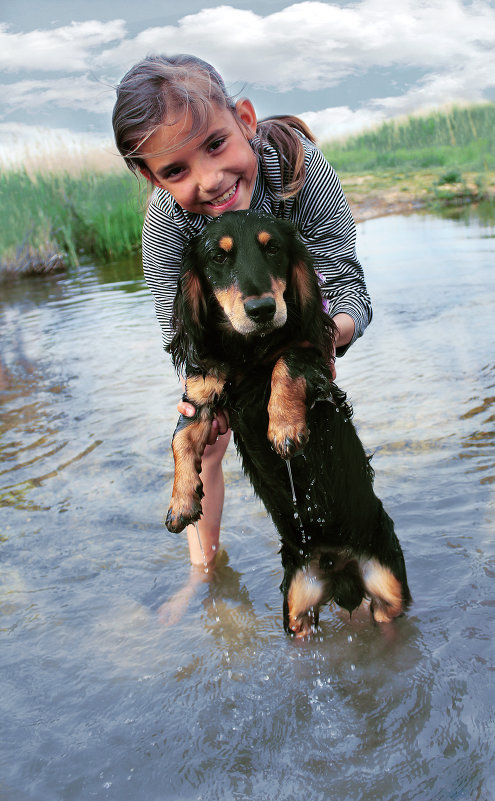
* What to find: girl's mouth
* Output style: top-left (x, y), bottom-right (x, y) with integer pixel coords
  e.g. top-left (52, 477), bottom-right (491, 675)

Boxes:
top-left (207, 180), bottom-right (239, 211)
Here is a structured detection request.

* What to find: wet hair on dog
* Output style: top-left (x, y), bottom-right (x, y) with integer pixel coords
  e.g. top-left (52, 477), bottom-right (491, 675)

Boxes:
top-left (166, 210), bottom-right (411, 637)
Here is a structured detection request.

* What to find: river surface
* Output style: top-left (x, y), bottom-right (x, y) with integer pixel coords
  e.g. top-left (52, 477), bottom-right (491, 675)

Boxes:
top-left (1, 207), bottom-right (494, 801)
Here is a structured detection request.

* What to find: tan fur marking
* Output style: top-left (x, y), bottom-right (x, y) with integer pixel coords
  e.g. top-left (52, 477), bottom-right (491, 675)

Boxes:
top-left (287, 567), bottom-right (323, 637)
top-left (257, 230), bottom-right (271, 246)
top-left (271, 276), bottom-right (287, 305)
top-left (214, 285), bottom-right (241, 318)
top-left (288, 568), bottom-right (324, 621)
top-left (218, 235), bottom-right (234, 252)
top-left (363, 560), bottom-right (403, 622)
top-left (268, 357), bottom-right (308, 457)
top-left (167, 373), bottom-right (226, 532)
top-left (167, 414), bottom-right (213, 531)
top-left (186, 374), bottom-right (226, 406)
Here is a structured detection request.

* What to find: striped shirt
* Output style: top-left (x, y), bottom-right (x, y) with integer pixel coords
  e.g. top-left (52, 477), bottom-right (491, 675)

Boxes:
top-left (142, 132), bottom-right (372, 356)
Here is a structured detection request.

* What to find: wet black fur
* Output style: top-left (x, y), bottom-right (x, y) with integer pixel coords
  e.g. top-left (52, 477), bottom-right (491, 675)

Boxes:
top-left (168, 210), bottom-right (411, 632)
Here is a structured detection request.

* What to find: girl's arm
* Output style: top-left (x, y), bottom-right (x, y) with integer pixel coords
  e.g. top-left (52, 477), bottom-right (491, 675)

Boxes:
top-left (142, 195), bottom-right (189, 354)
top-left (293, 143), bottom-right (372, 357)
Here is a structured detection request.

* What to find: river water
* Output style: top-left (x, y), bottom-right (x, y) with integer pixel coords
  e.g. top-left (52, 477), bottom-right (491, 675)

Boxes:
top-left (1, 207), bottom-right (494, 801)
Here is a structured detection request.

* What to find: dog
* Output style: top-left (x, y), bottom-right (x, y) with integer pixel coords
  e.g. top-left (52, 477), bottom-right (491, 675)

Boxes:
top-left (165, 210), bottom-right (411, 636)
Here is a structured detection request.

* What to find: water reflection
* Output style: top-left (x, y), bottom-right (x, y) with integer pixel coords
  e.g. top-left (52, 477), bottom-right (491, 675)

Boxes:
top-left (1, 207), bottom-right (494, 801)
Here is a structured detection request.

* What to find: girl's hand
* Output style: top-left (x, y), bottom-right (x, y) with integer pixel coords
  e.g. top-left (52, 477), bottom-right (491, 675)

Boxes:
top-left (177, 399), bottom-right (229, 445)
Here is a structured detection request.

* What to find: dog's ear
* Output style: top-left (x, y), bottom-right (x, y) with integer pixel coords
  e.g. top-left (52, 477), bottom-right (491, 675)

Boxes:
top-left (283, 222), bottom-right (337, 352)
top-left (168, 236), bottom-right (209, 372)
top-left (285, 227), bottom-right (321, 314)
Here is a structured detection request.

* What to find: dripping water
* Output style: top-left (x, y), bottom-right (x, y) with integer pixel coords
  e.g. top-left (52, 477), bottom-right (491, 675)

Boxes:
top-left (284, 458), bottom-right (307, 542)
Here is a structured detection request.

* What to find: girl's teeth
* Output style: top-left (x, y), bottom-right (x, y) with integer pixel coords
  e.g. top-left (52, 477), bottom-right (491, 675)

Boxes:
top-left (211, 182), bottom-right (237, 205)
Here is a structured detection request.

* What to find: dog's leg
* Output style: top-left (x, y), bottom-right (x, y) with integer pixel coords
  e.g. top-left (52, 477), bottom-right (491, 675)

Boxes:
top-left (286, 564), bottom-right (324, 637)
top-left (362, 559), bottom-right (406, 623)
top-left (359, 505), bottom-right (411, 623)
top-left (166, 374), bottom-right (225, 533)
top-left (267, 355), bottom-right (309, 459)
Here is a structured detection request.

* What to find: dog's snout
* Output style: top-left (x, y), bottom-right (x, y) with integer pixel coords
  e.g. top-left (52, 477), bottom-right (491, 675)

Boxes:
top-left (244, 297), bottom-right (276, 322)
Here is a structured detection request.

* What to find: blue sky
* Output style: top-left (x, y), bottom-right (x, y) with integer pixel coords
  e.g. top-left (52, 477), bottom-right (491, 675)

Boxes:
top-left (1, 0), bottom-right (494, 149)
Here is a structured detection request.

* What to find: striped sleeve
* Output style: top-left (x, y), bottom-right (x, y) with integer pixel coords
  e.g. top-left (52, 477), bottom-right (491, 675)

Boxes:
top-left (293, 144), bottom-right (372, 352)
top-left (141, 197), bottom-right (188, 351)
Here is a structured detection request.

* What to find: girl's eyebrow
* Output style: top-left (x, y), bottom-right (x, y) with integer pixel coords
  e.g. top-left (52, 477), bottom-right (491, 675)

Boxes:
top-left (156, 127), bottom-right (229, 179)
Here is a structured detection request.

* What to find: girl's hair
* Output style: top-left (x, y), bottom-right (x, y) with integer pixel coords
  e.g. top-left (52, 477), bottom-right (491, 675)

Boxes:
top-left (112, 54), bottom-right (316, 200)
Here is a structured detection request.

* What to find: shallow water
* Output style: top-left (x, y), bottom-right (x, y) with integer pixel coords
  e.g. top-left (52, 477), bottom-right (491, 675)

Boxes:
top-left (1, 207), bottom-right (494, 801)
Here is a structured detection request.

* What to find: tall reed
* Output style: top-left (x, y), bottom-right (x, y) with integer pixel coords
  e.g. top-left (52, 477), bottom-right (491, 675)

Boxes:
top-left (322, 103), bottom-right (495, 173)
top-left (0, 168), bottom-right (145, 271)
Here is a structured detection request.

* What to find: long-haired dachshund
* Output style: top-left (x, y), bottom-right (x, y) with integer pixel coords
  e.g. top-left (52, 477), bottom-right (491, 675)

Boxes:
top-left (165, 210), bottom-right (411, 637)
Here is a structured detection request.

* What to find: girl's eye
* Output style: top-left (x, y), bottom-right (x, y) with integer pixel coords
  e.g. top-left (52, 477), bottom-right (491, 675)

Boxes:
top-left (164, 166), bottom-right (184, 180)
top-left (208, 137), bottom-right (226, 153)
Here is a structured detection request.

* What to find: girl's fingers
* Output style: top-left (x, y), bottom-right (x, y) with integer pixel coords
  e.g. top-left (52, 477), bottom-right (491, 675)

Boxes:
top-left (177, 401), bottom-right (196, 417)
top-left (215, 409), bottom-right (229, 436)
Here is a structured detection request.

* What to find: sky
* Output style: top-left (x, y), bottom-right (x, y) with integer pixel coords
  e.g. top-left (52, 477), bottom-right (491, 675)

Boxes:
top-left (1, 0), bottom-right (494, 153)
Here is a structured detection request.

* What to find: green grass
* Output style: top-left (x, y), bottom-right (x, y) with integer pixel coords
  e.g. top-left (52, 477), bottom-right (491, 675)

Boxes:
top-left (0, 169), bottom-right (144, 272)
top-left (322, 103), bottom-right (495, 173)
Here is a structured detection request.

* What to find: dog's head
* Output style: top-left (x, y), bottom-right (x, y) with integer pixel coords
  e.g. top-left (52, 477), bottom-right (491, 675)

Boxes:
top-left (169, 210), bottom-right (333, 370)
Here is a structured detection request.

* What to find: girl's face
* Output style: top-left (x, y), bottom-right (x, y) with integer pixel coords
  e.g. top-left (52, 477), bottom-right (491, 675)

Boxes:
top-left (141, 99), bottom-right (258, 217)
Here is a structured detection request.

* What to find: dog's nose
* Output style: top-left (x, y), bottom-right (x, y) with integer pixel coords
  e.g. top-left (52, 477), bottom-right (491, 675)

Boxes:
top-left (244, 297), bottom-right (276, 322)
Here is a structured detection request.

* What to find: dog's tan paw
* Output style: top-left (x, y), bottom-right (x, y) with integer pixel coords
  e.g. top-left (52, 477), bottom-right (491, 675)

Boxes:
top-left (363, 560), bottom-right (404, 623)
top-left (287, 566), bottom-right (324, 637)
top-left (165, 485), bottom-right (204, 533)
top-left (268, 422), bottom-right (309, 458)
top-left (288, 610), bottom-right (318, 638)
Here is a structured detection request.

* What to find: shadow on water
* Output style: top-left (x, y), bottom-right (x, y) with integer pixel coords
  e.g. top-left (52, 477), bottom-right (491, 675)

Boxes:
top-left (1, 207), bottom-right (494, 801)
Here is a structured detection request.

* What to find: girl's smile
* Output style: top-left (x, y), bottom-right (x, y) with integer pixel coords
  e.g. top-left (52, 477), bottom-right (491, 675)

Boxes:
top-left (141, 100), bottom-right (258, 217)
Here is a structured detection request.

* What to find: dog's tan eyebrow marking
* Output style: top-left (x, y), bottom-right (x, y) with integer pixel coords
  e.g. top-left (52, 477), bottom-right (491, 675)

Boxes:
top-left (257, 230), bottom-right (271, 246)
top-left (218, 235), bottom-right (234, 252)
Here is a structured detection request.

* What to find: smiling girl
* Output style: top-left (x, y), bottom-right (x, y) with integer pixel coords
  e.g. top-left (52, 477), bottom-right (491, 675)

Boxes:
top-left (112, 53), bottom-right (372, 575)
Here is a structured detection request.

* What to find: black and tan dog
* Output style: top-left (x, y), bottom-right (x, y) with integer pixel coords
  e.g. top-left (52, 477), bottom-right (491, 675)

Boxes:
top-left (165, 210), bottom-right (411, 636)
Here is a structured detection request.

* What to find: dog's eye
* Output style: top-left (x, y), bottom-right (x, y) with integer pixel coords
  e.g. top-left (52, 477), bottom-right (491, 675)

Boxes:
top-left (265, 242), bottom-right (279, 255)
top-left (212, 253), bottom-right (229, 264)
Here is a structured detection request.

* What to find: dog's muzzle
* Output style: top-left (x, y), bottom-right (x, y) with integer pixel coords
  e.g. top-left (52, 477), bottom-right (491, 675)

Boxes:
top-left (244, 296), bottom-right (276, 323)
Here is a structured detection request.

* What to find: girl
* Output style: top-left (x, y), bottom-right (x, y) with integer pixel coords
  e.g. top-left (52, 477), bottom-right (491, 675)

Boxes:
top-left (112, 53), bottom-right (372, 573)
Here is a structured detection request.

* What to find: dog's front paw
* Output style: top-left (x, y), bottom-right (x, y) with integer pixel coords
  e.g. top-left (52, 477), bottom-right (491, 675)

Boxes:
top-left (165, 484), bottom-right (204, 533)
top-left (268, 421), bottom-right (309, 459)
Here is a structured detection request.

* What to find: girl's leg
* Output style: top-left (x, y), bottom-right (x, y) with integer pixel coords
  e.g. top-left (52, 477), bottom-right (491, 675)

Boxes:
top-left (186, 429), bottom-right (231, 566)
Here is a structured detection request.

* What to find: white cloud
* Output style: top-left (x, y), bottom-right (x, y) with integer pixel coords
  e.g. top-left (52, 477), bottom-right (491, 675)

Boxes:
top-left (0, 1), bottom-right (494, 137)
top-left (0, 19), bottom-right (126, 72)
top-left (300, 106), bottom-right (386, 142)
top-left (0, 76), bottom-right (115, 114)
top-left (96, 0), bottom-right (495, 93)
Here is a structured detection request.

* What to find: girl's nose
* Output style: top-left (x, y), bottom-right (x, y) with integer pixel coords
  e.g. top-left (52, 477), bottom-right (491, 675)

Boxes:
top-left (197, 166), bottom-right (222, 195)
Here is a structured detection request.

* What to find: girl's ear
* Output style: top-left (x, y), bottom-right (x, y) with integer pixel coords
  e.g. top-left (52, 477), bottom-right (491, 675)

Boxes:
top-left (235, 98), bottom-right (257, 138)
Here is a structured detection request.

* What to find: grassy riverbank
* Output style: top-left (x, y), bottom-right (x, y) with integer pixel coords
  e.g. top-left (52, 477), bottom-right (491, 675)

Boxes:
top-left (1, 103), bottom-right (494, 277)
top-left (323, 103), bottom-right (495, 221)
top-left (0, 167), bottom-right (144, 277)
